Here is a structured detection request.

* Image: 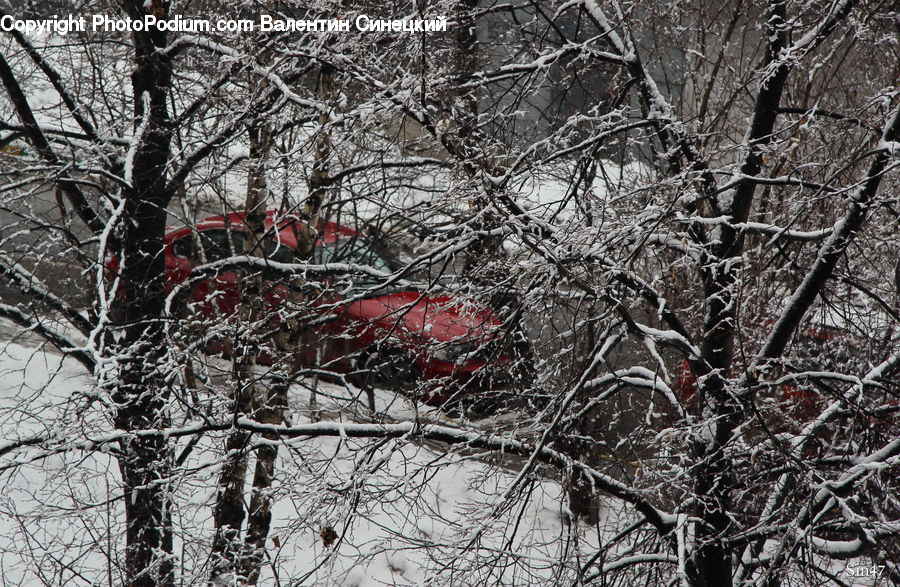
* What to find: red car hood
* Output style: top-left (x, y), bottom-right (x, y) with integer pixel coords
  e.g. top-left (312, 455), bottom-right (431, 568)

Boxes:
top-left (344, 290), bottom-right (501, 343)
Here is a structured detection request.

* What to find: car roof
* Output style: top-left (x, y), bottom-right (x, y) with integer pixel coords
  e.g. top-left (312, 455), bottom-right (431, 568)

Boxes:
top-left (165, 211), bottom-right (357, 246)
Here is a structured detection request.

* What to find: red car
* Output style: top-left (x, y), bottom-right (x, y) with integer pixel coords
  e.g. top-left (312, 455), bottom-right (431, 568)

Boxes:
top-left (161, 211), bottom-right (512, 404)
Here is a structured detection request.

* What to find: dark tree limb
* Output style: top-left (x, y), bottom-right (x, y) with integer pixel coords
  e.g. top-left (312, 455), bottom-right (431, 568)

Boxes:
top-left (0, 52), bottom-right (109, 236)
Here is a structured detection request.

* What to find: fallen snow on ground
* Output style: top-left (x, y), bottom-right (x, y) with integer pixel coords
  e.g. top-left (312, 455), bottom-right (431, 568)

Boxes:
top-left (0, 340), bottom-right (116, 586)
top-left (0, 334), bottom-right (603, 586)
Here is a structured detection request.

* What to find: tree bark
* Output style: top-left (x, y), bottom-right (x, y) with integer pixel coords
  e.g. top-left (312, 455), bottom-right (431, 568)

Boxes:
top-left (209, 120), bottom-right (271, 583)
top-left (239, 380), bottom-right (287, 584)
top-left (111, 1), bottom-right (177, 585)
top-left (237, 121), bottom-right (285, 585)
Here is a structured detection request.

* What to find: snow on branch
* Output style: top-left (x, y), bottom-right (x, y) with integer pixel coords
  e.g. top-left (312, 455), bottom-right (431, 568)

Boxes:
top-left (0, 416), bottom-right (679, 536)
top-left (0, 256), bottom-right (94, 335)
top-left (760, 104), bottom-right (900, 360)
top-left (165, 34), bottom-right (337, 120)
top-left (686, 217), bottom-right (834, 242)
top-left (0, 303), bottom-right (93, 370)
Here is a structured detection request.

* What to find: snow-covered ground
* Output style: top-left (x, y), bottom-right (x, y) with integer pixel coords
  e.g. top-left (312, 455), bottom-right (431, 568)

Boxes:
top-left (0, 323), bottom-right (609, 586)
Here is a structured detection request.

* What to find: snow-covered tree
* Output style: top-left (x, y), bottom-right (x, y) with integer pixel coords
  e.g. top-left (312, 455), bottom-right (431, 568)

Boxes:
top-left (1, 0), bottom-right (897, 585)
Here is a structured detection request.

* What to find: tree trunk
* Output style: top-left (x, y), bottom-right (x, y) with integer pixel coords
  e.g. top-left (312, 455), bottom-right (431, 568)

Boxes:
top-left (112, 1), bottom-right (176, 584)
top-left (240, 379), bottom-right (287, 584)
top-left (209, 120), bottom-right (271, 582)
top-left (238, 58), bottom-right (338, 581)
top-left (299, 61), bottom-right (336, 255)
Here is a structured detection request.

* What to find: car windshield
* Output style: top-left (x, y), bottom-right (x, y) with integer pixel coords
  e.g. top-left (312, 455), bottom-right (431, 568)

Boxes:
top-left (173, 229), bottom-right (295, 264)
top-left (314, 237), bottom-right (404, 294)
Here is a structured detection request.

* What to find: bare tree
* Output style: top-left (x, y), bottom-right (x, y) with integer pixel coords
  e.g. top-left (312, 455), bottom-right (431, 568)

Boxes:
top-left (1, 0), bottom-right (897, 585)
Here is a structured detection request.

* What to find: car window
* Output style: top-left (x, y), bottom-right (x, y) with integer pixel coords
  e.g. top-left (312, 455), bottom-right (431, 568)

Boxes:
top-left (261, 238), bottom-right (294, 263)
top-left (314, 238), bottom-right (395, 273)
top-left (169, 230), bottom-right (239, 263)
top-left (198, 230), bottom-right (238, 262)
top-left (173, 229), bottom-right (294, 264)
top-left (171, 236), bottom-right (193, 259)
top-left (238, 232), bottom-right (295, 264)
top-left (314, 237), bottom-right (402, 294)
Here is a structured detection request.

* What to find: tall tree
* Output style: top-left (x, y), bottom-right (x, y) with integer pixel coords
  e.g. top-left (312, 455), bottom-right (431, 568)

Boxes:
top-left (0, 1), bottom-right (897, 585)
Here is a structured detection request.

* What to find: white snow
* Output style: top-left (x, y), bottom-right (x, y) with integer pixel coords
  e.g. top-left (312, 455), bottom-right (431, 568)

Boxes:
top-left (0, 327), bottom-right (623, 586)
